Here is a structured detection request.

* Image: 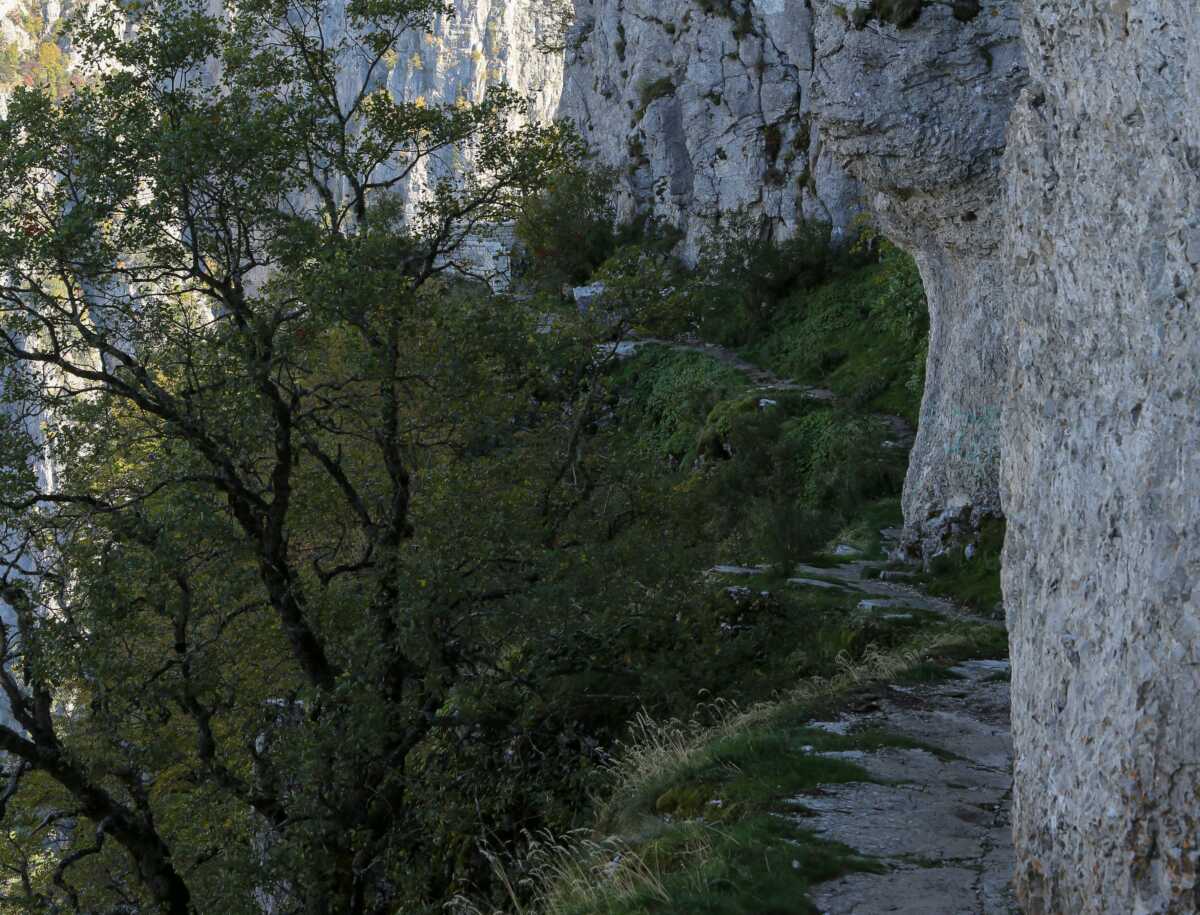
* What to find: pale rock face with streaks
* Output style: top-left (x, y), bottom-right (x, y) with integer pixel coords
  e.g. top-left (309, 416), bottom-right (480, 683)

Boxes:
top-left (558, 0), bottom-right (862, 261)
top-left (807, 0), bottom-right (1026, 559)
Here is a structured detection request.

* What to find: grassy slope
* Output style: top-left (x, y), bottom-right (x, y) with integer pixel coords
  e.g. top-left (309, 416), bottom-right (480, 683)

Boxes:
top-left (527, 620), bottom-right (1006, 915)
top-left (742, 244), bottom-right (928, 425)
top-left (475, 243), bottom-right (1007, 915)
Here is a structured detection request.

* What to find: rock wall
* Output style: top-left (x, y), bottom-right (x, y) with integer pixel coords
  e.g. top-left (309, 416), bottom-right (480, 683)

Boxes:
top-left (330, 0), bottom-right (563, 219)
top-left (808, 0), bottom-right (1025, 559)
top-left (1002, 2), bottom-right (1200, 910)
top-left (560, 0), bottom-right (860, 259)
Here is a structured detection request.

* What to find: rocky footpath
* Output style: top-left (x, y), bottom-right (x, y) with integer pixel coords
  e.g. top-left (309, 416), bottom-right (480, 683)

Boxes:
top-left (715, 535), bottom-right (1016, 913)
top-left (803, 658), bottom-right (1016, 915)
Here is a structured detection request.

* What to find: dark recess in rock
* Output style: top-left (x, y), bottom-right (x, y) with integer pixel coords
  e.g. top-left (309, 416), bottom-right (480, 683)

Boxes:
top-left (952, 0), bottom-right (982, 22)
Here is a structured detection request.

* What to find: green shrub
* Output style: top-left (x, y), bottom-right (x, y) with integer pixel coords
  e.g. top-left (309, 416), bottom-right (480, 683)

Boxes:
top-left (743, 238), bottom-right (929, 422)
top-left (615, 346), bottom-right (748, 460)
top-left (869, 0), bottom-right (924, 27)
top-left (916, 516), bottom-right (1006, 615)
top-left (685, 214), bottom-right (838, 346)
top-left (637, 76), bottom-right (676, 115)
top-left (516, 165), bottom-right (621, 291)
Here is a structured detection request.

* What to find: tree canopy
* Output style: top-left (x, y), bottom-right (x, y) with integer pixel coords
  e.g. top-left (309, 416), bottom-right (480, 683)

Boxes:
top-left (0, 0), bottom-right (633, 910)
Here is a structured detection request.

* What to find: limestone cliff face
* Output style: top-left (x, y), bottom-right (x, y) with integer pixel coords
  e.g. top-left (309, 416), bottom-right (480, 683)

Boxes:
top-left (330, 0), bottom-right (564, 218)
top-left (1002, 2), bottom-right (1200, 910)
top-left (559, 0), bottom-right (860, 259)
top-left (808, 0), bottom-right (1026, 559)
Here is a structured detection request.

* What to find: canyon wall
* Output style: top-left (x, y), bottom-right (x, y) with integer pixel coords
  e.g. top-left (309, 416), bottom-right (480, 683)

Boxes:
top-left (378, 0), bottom-right (563, 211)
top-left (808, 0), bottom-right (1025, 559)
top-left (559, 0), bottom-right (860, 259)
top-left (5, 3), bottom-right (1198, 904)
top-left (1002, 1), bottom-right (1200, 910)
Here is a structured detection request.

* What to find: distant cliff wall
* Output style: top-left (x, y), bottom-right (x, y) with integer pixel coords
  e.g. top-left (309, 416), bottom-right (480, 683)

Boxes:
top-left (559, 0), bottom-right (861, 260)
top-left (331, 0), bottom-right (563, 219)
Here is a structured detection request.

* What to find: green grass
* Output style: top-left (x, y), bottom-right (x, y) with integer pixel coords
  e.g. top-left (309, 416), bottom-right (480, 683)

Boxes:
top-left (893, 662), bottom-right (966, 685)
top-left (526, 617), bottom-right (1006, 915)
top-left (564, 817), bottom-right (877, 915)
top-left (609, 720), bottom-right (960, 832)
top-left (743, 245), bottom-right (928, 424)
top-left (612, 344), bottom-right (750, 461)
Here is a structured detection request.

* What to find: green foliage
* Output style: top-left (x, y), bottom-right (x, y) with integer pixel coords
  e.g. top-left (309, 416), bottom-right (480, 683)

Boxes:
top-left (853, 0), bottom-right (979, 28)
top-left (0, 1), bottom-right (944, 905)
top-left (637, 76), bottom-right (676, 115)
top-left (0, 41), bottom-right (19, 85)
top-left (685, 214), bottom-right (838, 345)
top-left (0, 0), bottom-right (602, 910)
top-left (0, 1), bottom-right (74, 96)
top-left (516, 616), bottom-right (1008, 915)
top-left (866, 0), bottom-right (924, 28)
top-left (612, 341), bottom-right (907, 570)
top-left (915, 516), bottom-right (1006, 615)
top-left (745, 238), bottom-right (929, 422)
top-left (516, 163), bottom-right (620, 290)
top-left (612, 347), bottom-right (748, 459)
top-left (952, 0), bottom-right (982, 21)
top-left (588, 242), bottom-right (691, 336)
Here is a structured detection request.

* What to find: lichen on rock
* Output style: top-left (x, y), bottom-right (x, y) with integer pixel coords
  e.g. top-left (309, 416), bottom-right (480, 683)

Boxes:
top-left (1002, 2), bottom-right (1200, 910)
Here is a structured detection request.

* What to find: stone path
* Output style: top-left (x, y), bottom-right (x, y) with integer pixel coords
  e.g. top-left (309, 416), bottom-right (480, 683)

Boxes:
top-left (613, 336), bottom-right (919, 451)
top-left (774, 550), bottom-right (1017, 912)
top-left (792, 559), bottom-right (1000, 626)
top-left (711, 552), bottom-right (999, 627)
top-left (799, 658), bottom-right (1017, 914)
top-left (606, 336), bottom-right (836, 400)
top-left (691, 342), bottom-right (1016, 912)
top-left (712, 546), bottom-right (1016, 912)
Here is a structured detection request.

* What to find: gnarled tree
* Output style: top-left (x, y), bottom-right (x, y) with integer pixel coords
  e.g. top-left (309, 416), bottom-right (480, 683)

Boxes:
top-left (0, 0), bottom-right (589, 910)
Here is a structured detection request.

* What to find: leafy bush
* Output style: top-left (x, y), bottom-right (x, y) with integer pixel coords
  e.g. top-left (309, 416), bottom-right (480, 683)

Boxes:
top-left (516, 166), bottom-right (684, 301)
top-left (516, 164), bottom-right (621, 291)
top-left (745, 237), bottom-right (929, 422)
top-left (614, 346), bottom-right (748, 460)
top-left (637, 76), bottom-right (676, 115)
top-left (683, 214), bottom-right (839, 346)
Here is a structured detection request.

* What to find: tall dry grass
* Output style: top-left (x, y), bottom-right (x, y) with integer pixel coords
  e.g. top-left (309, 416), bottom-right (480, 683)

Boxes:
top-left (450, 625), bottom-right (991, 915)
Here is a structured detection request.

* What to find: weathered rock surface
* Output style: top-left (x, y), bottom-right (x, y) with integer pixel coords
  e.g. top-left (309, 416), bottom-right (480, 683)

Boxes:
top-left (560, 0), bottom-right (861, 259)
top-left (1002, 2), bottom-right (1200, 910)
top-left (809, 0), bottom-right (1026, 559)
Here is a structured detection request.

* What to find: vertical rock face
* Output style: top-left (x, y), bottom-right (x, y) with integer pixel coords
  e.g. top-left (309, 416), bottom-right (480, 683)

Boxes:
top-left (1003, 2), bottom-right (1200, 910)
top-left (808, 0), bottom-right (1026, 558)
top-left (560, 0), bottom-right (860, 259)
top-left (329, 0), bottom-right (564, 216)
